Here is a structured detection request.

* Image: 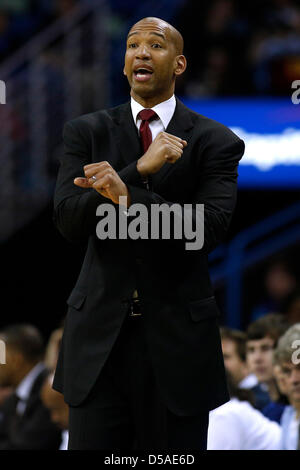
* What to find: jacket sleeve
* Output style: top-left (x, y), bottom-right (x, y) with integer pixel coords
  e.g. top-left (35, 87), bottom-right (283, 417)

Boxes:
top-left (54, 118), bottom-right (159, 244)
top-left (53, 120), bottom-right (114, 243)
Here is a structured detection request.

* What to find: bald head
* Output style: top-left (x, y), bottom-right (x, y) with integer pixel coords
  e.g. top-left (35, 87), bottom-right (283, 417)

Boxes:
top-left (124, 16), bottom-right (187, 107)
top-left (128, 17), bottom-right (184, 55)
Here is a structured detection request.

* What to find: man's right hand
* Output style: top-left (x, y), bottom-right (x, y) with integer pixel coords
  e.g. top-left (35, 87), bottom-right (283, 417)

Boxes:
top-left (136, 132), bottom-right (187, 178)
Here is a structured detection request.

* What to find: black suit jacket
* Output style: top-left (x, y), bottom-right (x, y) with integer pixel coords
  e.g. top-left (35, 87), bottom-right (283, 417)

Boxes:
top-left (0, 367), bottom-right (62, 449)
top-left (53, 98), bottom-right (245, 416)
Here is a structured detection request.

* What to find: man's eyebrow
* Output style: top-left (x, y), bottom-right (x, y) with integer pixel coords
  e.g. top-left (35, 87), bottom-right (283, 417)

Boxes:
top-left (127, 31), bottom-right (166, 40)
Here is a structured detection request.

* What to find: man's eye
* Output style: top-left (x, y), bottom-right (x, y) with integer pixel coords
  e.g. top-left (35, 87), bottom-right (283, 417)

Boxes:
top-left (128, 43), bottom-right (137, 48)
top-left (152, 43), bottom-right (162, 48)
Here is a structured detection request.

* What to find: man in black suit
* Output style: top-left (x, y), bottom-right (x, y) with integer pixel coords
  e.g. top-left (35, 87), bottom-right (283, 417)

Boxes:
top-left (53, 17), bottom-right (245, 450)
top-left (0, 324), bottom-right (62, 449)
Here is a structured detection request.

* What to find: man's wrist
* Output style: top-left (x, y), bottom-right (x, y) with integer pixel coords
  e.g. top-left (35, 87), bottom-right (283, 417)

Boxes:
top-left (136, 159), bottom-right (148, 178)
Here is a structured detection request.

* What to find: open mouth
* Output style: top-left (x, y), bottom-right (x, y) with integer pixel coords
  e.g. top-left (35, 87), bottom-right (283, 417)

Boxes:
top-left (134, 68), bottom-right (153, 82)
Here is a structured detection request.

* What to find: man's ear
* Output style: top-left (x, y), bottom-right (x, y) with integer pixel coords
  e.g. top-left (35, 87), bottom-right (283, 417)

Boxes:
top-left (174, 55), bottom-right (187, 77)
top-left (123, 66), bottom-right (127, 76)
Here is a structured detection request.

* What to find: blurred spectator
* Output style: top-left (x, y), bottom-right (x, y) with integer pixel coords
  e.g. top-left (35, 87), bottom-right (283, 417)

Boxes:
top-left (273, 323), bottom-right (300, 450)
top-left (41, 373), bottom-right (69, 450)
top-left (54, 0), bottom-right (79, 18)
top-left (207, 371), bottom-right (282, 450)
top-left (220, 327), bottom-right (258, 389)
top-left (44, 326), bottom-right (63, 371)
top-left (261, 357), bottom-right (290, 423)
top-left (184, 46), bottom-right (233, 98)
top-left (219, 324), bottom-right (288, 420)
top-left (176, 0), bottom-right (251, 97)
top-left (176, 0), bottom-right (300, 97)
top-left (246, 313), bottom-right (289, 410)
top-left (0, 386), bottom-right (13, 407)
top-left (251, 258), bottom-right (297, 322)
top-left (281, 288), bottom-right (300, 324)
top-left (0, 324), bottom-right (62, 449)
top-left (250, 0), bottom-right (300, 94)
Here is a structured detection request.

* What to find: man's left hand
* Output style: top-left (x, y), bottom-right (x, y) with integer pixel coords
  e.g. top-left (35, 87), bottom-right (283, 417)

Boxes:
top-left (74, 161), bottom-right (130, 206)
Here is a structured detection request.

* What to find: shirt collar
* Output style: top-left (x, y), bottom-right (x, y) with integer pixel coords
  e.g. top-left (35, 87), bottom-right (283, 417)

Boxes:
top-left (131, 94), bottom-right (176, 130)
top-left (239, 373), bottom-right (258, 389)
top-left (15, 362), bottom-right (44, 402)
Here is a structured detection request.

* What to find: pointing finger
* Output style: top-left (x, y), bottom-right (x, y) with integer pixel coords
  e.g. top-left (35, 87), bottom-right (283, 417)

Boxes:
top-left (74, 177), bottom-right (91, 187)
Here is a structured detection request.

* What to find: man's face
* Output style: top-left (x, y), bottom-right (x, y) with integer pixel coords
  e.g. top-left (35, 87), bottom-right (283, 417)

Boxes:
top-left (123, 19), bottom-right (184, 104)
top-left (246, 336), bottom-right (275, 383)
top-left (273, 363), bottom-right (289, 396)
top-left (280, 362), bottom-right (300, 404)
top-left (222, 338), bottom-right (247, 384)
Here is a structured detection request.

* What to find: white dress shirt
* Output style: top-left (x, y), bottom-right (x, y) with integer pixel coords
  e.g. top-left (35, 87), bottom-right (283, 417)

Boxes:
top-left (207, 398), bottom-right (282, 450)
top-left (239, 373), bottom-right (258, 389)
top-left (59, 430), bottom-right (69, 450)
top-left (15, 362), bottom-right (45, 415)
top-left (280, 405), bottom-right (300, 450)
top-left (131, 94), bottom-right (176, 140)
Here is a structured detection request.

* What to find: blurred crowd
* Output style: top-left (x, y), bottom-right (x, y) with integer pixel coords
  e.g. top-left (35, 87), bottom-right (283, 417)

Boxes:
top-left (175, 0), bottom-right (300, 97)
top-left (1, 0), bottom-right (300, 98)
top-left (0, 0), bottom-right (80, 60)
top-left (248, 255), bottom-right (300, 325)
top-left (0, 323), bottom-right (68, 449)
top-left (208, 316), bottom-right (300, 449)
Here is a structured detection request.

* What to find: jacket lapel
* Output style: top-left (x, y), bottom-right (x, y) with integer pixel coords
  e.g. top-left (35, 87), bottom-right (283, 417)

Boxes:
top-left (113, 102), bottom-right (143, 168)
top-left (151, 98), bottom-right (194, 186)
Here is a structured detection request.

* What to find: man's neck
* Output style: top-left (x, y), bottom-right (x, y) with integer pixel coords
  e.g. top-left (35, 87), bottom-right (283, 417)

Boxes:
top-left (130, 90), bottom-right (174, 108)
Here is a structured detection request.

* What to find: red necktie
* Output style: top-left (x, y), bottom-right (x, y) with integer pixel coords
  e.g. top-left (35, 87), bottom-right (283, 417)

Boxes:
top-left (138, 109), bottom-right (157, 153)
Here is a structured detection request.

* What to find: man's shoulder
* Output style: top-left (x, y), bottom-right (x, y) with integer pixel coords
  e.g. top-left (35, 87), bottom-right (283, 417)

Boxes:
top-left (281, 405), bottom-right (295, 423)
top-left (176, 98), bottom-right (243, 145)
top-left (63, 101), bottom-right (130, 132)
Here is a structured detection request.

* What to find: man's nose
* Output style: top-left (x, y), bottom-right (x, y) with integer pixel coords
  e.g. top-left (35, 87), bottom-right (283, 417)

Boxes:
top-left (251, 350), bottom-right (262, 362)
top-left (135, 44), bottom-right (151, 59)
